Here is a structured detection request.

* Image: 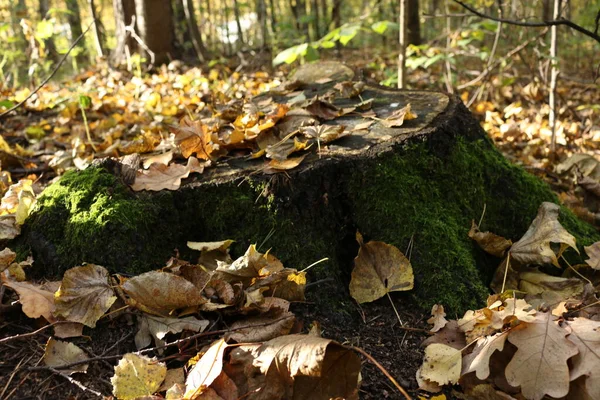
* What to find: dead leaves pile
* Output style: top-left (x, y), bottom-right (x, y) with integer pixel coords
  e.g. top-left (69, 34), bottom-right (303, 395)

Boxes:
top-left (420, 202), bottom-right (600, 399)
top-left (0, 240), bottom-right (363, 399)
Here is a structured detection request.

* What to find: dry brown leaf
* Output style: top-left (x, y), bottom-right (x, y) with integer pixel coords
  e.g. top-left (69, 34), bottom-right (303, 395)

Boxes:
top-left (349, 232), bottom-right (414, 304)
top-left (509, 202), bottom-right (578, 267)
top-left (2, 279), bottom-right (55, 321)
top-left (566, 318), bottom-right (600, 399)
top-left (216, 245), bottom-right (283, 278)
top-left (187, 240), bottom-right (234, 253)
top-left (131, 156), bottom-right (205, 191)
top-left (245, 334), bottom-right (360, 400)
top-left (184, 339), bottom-right (228, 399)
top-left (111, 353), bottom-right (167, 400)
top-left (43, 338), bottom-right (88, 375)
top-left (228, 312), bottom-right (295, 343)
top-left (172, 118), bottom-right (223, 160)
top-left (0, 247), bottom-right (16, 271)
top-left (428, 304), bottom-right (449, 333)
top-left (422, 320), bottom-right (467, 351)
top-left (462, 332), bottom-right (508, 380)
top-left (54, 264), bottom-right (116, 328)
top-left (505, 312), bottom-right (578, 400)
top-left (468, 221), bottom-right (512, 258)
top-left (584, 241), bottom-right (600, 270)
top-left (519, 270), bottom-right (585, 305)
top-left (379, 103), bottom-right (417, 128)
top-left (417, 343), bottom-right (462, 386)
top-left (135, 315), bottom-right (209, 350)
top-left (300, 124), bottom-right (347, 145)
top-left (265, 137), bottom-right (309, 161)
top-left (304, 99), bottom-right (340, 120)
top-left (159, 368), bottom-right (185, 393)
top-left (121, 271), bottom-right (208, 315)
top-left (249, 269), bottom-right (306, 302)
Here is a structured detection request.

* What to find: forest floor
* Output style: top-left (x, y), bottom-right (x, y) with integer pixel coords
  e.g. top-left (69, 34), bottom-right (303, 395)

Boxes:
top-left (1, 54), bottom-right (599, 399)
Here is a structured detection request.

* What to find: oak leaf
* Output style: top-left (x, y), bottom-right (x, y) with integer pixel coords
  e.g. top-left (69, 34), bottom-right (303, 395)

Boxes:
top-left (462, 332), bottom-right (508, 380)
top-left (505, 312), bottom-right (578, 400)
top-left (509, 202), bottom-right (578, 267)
top-left (584, 241), bottom-right (600, 270)
top-left (566, 318), bottom-right (600, 399)
top-left (349, 232), bottom-right (414, 304)
top-left (428, 304), bottom-right (448, 333)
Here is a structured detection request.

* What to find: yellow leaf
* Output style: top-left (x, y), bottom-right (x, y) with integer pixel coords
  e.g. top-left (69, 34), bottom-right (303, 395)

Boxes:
top-left (111, 353), bottom-right (166, 400)
top-left (43, 338), bottom-right (88, 375)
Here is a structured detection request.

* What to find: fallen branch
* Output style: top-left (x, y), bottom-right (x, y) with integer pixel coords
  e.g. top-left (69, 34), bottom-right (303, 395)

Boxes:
top-left (0, 20), bottom-right (96, 119)
top-left (46, 367), bottom-right (103, 397)
top-left (453, 0), bottom-right (600, 44)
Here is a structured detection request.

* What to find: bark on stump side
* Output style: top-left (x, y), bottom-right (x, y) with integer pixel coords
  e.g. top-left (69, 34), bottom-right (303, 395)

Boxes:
top-left (16, 62), bottom-right (600, 313)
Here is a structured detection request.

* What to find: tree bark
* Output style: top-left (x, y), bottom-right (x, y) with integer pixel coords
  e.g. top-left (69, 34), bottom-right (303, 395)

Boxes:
top-left (407, 0), bottom-right (421, 45)
top-left (88, 0), bottom-right (105, 57)
top-left (134, 0), bottom-right (176, 64)
top-left (111, 0), bottom-right (136, 65)
top-left (233, 0), bottom-right (245, 46)
top-left (65, 0), bottom-right (87, 66)
top-left (182, 0), bottom-right (208, 61)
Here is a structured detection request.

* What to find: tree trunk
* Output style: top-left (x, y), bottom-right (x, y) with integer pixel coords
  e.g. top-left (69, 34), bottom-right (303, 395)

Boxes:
top-left (134, 0), bottom-right (176, 64)
top-left (407, 0), bottom-right (421, 45)
top-left (182, 0), bottom-right (208, 62)
top-left (65, 0), bottom-right (87, 66)
top-left (233, 0), bottom-right (245, 46)
top-left (38, 0), bottom-right (58, 62)
top-left (88, 0), bottom-right (105, 57)
top-left (291, 0), bottom-right (308, 39)
top-left (257, 0), bottom-right (268, 49)
top-left (111, 0), bottom-right (136, 65)
top-left (398, 0), bottom-right (406, 88)
top-left (268, 0), bottom-right (277, 35)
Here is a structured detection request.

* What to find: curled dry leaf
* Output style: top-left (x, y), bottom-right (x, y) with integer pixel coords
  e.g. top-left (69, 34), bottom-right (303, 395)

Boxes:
top-left (54, 264), bottom-right (116, 328)
top-left (171, 118), bottom-right (223, 160)
top-left (349, 232), bottom-right (414, 304)
top-left (509, 202), bottom-right (578, 267)
top-left (566, 318), bottom-right (600, 399)
top-left (135, 315), bottom-right (209, 350)
top-left (462, 332), bottom-right (508, 380)
top-left (264, 154), bottom-right (307, 173)
top-left (217, 244), bottom-right (283, 278)
top-left (111, 353), bottom-right (167, 400)
top-left (1, 279), bottom-right (55, 321)
top-left (505, 312), bottom-right (578, 400)
top-left (468, 220), bottom-right (512, 258)
top-left (0, 247), bottom-right (16, 271)
top-left (428, 304), bottom-right (449, 333)
top-left (228, 311), bottom-right (296, 343)
top-left (584, 241), bottom-right (600, 270)
top-left (379, 103), bottom-right (417, 128)
top-left (131, 156), bottom-right (205, 191)
top-left (43, 338), bottom-right (88, 375)
top-left (121, 271), bottom-right (208, 315)
top-left (184, 339), bottom-right (228, 399)
top-left (417, 343), bottom-right (462, 386)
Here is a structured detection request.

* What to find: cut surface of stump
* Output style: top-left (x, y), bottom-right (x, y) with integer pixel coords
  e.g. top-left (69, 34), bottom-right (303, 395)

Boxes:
top-left (17, 62), bottom-right (599, 313)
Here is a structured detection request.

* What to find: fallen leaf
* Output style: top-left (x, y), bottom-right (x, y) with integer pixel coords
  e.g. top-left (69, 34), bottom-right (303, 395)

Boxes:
top-left (468, 221), bottom-right (512, 258)
top-left (505, 312), bottom-right (578, 400)
top-left (131, 157), bottom-right (205, 191)
top-left (462, 332), bottom-right (508, 380)
top-left (0, 215), bottom-right (20, 240)
top-left (216, 245), bottom-right (283, 278)
top-left (187, 240), bottom-right (234, 253)
top-left (54, 264), bottom-right (116, 328)
top-left (305, 99), bottom-right (340, 120)
top-left (509, 202), bottom-right (578, 267)
top-left (584, 241), bottom-right (600, 270)
top-left (227, 311), bottom-right (295, 343)
top-left (135, 315), bottom-right (209, 350)
top-left (159, 368), bottom-right (185, 393)
top-left (566, 317), bottom-right (600, 399)
top-left (264, 154), bottom-right (307, 173)
top-left (172, 118), bottom-right (223, 160)
top-left (2, 280), bottom-right (55, 321)
top-left (111, 353), bottom-right (167, 400)
top-left (121, 271), bottom-right (208, 315)
top-left (184, 339), bottom-right (228, 399)
top-left (417, 343), bottom-right (462, 386)
top-left (349, 232), bottom-right (414, 304)
top-left (0, 247), bottom-right (16, 271)
top-left (43, 338), bottom-right (88, 375)
top-left (379, 103), bottom-right (417, 128)
top-left (428, 304), bottom-right (449, 333)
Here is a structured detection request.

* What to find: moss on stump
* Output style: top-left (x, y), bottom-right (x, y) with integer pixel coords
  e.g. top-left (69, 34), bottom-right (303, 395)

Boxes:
top-left (16, 65), bottom-right (600, 314)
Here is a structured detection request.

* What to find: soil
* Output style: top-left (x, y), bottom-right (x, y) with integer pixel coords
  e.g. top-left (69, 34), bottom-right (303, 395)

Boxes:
top-left (0, 279), bottom-right (436, 400)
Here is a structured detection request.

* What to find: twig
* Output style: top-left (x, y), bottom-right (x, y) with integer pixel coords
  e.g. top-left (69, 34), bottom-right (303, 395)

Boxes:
top-left (0, 321), bottom-right (72, 344)
top-left (348, 345), bottom-right (412, 400)
top-left (453, 0), bottom-right (600, 44)
top-left (0, 20), bottom-right (96, 119)
top-left (46, 367), bottom-right (102, 397)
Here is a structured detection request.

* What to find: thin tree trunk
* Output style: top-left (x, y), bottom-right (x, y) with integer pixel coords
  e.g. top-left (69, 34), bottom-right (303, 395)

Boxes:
top-left (407, 0), bottom-right (420, 45)
top-left (443, 0), bottom-right (453, 93)
top-left (233, 0), bottom-right (245, 46)
top-left (331, 0), bottom-right (341, 53)
top-left (88, 0), bottom-right (105, 57)
top-left (312, 0), bottom-right (320, 38)
top-left (65, 0), bottom-right (87, 65)
top-left (224, 0), bottom-right (232, 54)
top-left (134, 0), bottom-right (176, 64)
top-left (183, 0), bottom-right (208, 61)
top-left (257, 0), bottom-right (268, 48)
top-left (205, 0), bottom-right (216, 53)
top-left (38, 0), bottom-right (58, 62)
top-left (549, 0), bottom-right (560, 156)
top-left (111, 0), bottom-right (136, 65)
top-left (268, 0), bottom-right (277, 34)
top-left (398, 0), bottom-right (406, 88)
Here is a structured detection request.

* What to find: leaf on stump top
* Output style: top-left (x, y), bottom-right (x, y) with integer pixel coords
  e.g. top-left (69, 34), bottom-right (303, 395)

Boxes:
top-left (349, 232), bottom-right (414, 304)
top-left (509, 202), bottom-right (578, 267)
top-left (505, 312), bottom-right (578, 400)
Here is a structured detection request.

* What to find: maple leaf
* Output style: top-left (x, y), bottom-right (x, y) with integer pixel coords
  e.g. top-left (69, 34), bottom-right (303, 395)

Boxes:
top-left (349, 232), bottom-right (414, 304)
top-left (171, 118), bottom-right (223, 160)
top-left (111, 353), bottom-right (166, 400)
top-left (428, 304), bottom-right (449, 333)
top-left (54, 264), bottom-right (116, 328)
top-left (468, 220), bottom-right (512, 258)
top-left (566, 318), bottom-right (600, 399)
top-left (509, 202), bottom-right (578, 267)
top-left (43, 338), bottom-right (88, 375)
top-left (379, 103), bottom-right (417, 128)
top-left (505, 312), bottom-right (578, 400)
top-left (131, 156), bottom-right (206, 191)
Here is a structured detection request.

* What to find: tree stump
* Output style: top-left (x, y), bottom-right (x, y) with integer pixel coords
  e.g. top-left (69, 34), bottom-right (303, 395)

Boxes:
top-left (17, 62), bottom-right (599, 313)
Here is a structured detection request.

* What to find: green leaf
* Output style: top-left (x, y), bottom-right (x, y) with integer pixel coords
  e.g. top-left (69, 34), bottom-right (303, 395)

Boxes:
top-left (36, 20), bottom-right (54, 40)
top-left (320, 40), bottom-right (336, 49)
top-left (273, 44), bottom-right (306, 66)
top-left (339, 23), bottom-right (361, 46)
top-left (371, 20), bottom-right (399, 35)
top-left (79, 95), bottom-right (92, 109)
top-left (0, 100), bottom-right (15, 109)
top-left (303, 45), bottom-right (320, 62)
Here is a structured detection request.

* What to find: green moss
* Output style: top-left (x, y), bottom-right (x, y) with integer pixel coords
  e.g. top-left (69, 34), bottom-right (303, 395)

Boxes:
top-left (347, 137), bottom-right (600, 312)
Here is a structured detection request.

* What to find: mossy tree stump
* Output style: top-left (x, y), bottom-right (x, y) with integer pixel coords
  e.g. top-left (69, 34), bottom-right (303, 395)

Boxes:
top-left (16, 62), bottom-right (600, 313)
